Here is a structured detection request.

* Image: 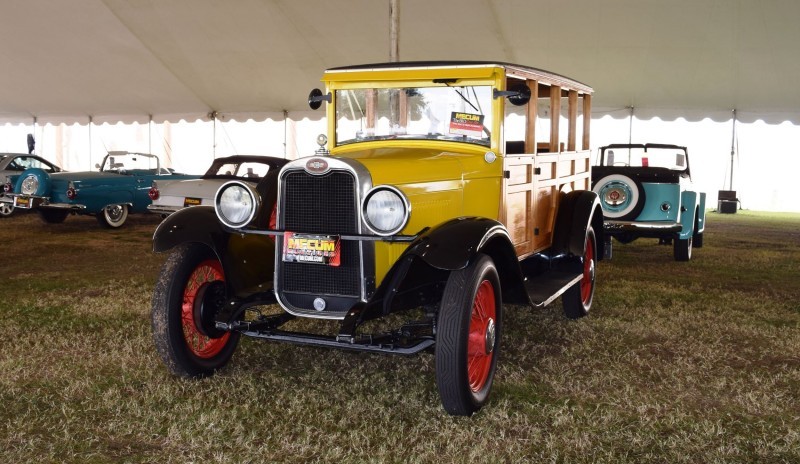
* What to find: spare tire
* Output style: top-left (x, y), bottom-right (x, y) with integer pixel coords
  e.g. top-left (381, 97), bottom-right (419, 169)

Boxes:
top-left (592, 174), bottom-right (645, 220)
top-left (14, 168), bottom-right (51, 197)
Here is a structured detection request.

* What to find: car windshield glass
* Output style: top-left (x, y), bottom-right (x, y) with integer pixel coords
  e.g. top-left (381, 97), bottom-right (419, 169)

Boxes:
top-left (101, 153), bottom-right (158, 172)
top-left (335, 85), bottom-right (492, 147)
top-left (209, 161), bottom-right (270, 178)
top-left (602, 147), bottom-right (688, 170)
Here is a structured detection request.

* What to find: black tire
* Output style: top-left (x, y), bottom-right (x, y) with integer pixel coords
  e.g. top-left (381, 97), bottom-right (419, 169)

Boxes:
top-left (97, 204), bottom-right (128, 228)
top-left (38, 209), bottom-right (69, 224)
top-left (0, 201), bottom-right (13, 218)
top-left (693, 231), bottom-right (704, 248)
top-left (674, 236), bottom-right (692, 261)
top-left (435, 253), bottom-right (502, 416)
top-left (692, 212), bottom-right (704, 248)
top-left (592, 174), bottom-right (645, 221)
top-left (562, 226), bottom-right (597, 319)
top-left (151, 243), bottom-right (240, 378)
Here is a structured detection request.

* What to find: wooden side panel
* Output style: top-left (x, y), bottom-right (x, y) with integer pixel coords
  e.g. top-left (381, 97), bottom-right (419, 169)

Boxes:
top-left (582, 94), bottom-right (592, 150)
top-left (549, 85), bottom-right (561, 153)
top-left (502, 156), bottom-right (535, 256)
top-left (532, 155), bottom-right (557, 251)
top-left (567, 90), bottom-right (578, 151)
top-left (506, 191), bottom-right (530, 250)
top-left (525, 79), bottom-right (538, 154)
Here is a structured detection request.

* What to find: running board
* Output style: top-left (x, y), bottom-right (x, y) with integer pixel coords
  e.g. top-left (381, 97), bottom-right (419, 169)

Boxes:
top-left (524, 270), bottom-right (582, 309)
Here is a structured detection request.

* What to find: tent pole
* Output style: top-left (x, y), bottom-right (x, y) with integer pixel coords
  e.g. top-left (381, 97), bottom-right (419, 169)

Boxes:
top-left (729, 109), bottom-right (736, 191)
top-left (628, 106), bottom-right (634, 144)
top-left (210, 111), bottom-right (217, 159)
top-left (89, 116), bottom-right (93, 170)
top-left (148, 114), bottom-right (153, 155)
top-left (390, 0), bottom-right (399, 62)
top-left (283, 110), bottom-right (288, 158)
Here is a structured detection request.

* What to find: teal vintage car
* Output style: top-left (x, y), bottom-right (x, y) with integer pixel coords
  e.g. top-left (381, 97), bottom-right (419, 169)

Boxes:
top-left (0, 152), bottom-right (63, 218)
top-left (592, 143), bottom-right (706, 261)
top-left (4, 151), bottom-right (200, 228)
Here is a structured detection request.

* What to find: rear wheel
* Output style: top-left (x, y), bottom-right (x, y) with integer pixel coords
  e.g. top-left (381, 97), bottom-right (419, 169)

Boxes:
top-left (0, 202), bottom-right (13, 217)
top-left (693, 231), bottom-right (704, 248)
top-left (674, 236), bottom-right (692, 261)
top-left (435, 254), bottom-right (502, 416)
top-left (562, 226), bottom-right (596, 319)
top-left (151, 243), bottom-right (240, 377)
top-left (97, 204), bottom-right (128, 228)
top-left (38, 209), bottom-right (69, 224)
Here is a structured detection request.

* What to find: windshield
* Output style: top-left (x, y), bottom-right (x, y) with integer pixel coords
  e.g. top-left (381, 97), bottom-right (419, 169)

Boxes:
top-left (207, 160), bottom-right (270, 179)
top-left (335, 85), bottom-right (492, 147)
top-left (601, 147), bottom-right (688, 171)
top-left (100, 153), bottom-right (160, 173)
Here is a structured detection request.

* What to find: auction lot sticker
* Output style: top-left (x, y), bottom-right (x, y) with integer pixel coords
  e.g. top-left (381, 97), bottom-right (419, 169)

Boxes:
top-left (449, 112), bottom-right (484, 138)
top-left (282, 232), bottom-right (341, 266)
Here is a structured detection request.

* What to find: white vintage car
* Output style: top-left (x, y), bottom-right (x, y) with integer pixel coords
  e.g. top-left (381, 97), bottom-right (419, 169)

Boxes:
top-left (147, 155), bottom-right (287, 216)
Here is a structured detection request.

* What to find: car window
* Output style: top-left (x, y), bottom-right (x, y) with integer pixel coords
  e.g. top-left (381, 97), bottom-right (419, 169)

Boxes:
top-left (14, 156), bottom-right (57, 173)
top-left (236, 162), bottom-right (269, 178)
top-left (101, 153), bottom-right (159, 173)
top-left (603, 148), bottom-right (688, 170)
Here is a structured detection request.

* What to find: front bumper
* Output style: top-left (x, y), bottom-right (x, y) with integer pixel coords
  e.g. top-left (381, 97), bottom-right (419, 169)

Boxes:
top-left (604, 220), bottom-right (681, 237)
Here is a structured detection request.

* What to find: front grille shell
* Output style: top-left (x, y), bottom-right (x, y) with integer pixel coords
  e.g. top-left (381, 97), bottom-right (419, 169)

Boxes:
top-left (274, 157), bottom-right (375, 319)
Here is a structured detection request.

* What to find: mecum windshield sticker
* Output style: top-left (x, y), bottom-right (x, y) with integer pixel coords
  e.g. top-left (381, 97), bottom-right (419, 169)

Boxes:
top-left (449, 112), bottom-right (484, 138)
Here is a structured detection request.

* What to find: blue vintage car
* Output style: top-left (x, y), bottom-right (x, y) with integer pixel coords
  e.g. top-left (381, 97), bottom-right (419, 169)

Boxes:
top-left (592, 143), bottom-right (706, 261)
top-left (5, 151), bottom-right (200, 228)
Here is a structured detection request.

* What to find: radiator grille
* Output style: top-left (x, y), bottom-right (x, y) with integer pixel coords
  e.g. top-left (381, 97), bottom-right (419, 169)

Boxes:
top-left (280, 170), bottom-right (361, 298)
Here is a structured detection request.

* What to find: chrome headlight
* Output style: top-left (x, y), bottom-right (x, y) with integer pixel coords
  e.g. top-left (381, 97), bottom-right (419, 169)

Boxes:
top-left (362, 186), bottom-right (410, 236)
top-left (215, 181), bottom-right (260, 228)
top-left (21, 175), bottom-right (39, 195)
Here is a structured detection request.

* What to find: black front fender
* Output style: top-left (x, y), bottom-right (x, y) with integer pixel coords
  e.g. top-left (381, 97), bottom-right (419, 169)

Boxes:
top-left (153, 206), bottom-right (228, 254)
top-left (404, 217), bottom-right (510, 270)
top-left (153, 206), bottom-right (275, 297)
top-left (402, 217), bottom-right (528, 305)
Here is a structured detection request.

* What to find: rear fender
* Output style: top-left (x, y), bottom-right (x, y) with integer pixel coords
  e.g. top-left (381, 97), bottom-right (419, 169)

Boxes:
top-left (153, 206), bottom-right (275, 296)
top-left (554, 190), bottom-right (604, 260)
top-left (678, 191), bottom-right (698, 239)
top-left (695, 192), bottom-right (707, 233)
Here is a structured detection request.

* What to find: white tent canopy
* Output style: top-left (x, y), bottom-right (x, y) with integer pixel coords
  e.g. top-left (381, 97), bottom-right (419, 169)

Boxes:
top-left (2, 0), bottom-right (800, 124)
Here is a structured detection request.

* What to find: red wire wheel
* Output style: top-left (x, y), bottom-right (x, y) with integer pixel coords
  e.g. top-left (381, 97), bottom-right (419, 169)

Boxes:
top-left (580, 233), bottom-right (595, 306)
top-left (467, 280), bottom-right (496, 393)
top-left (181, 259), bottom-right (230, 359)
top-left (152, 243), bottom-right (240, 378)
top-left (436, 254), bottom-right (502, 416)
top-left (562, 226), bottom-right (596, 319)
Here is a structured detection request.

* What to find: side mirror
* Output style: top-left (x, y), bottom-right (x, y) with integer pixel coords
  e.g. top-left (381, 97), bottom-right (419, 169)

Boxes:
top-left (27, 134), bottom-right (35, 154)
top-left (607, 150), bottom-right (615, 165)
top-left (493, 85), bottom-right (531, 106)
top-left (308, 88), bottom-right (332, 110)
top-left (676, 153), bottom-right (686, 168)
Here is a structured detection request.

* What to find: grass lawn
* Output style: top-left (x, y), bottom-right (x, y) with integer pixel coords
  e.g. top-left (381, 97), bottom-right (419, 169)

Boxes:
top-left (1, 209), bottom-right (798, 463)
